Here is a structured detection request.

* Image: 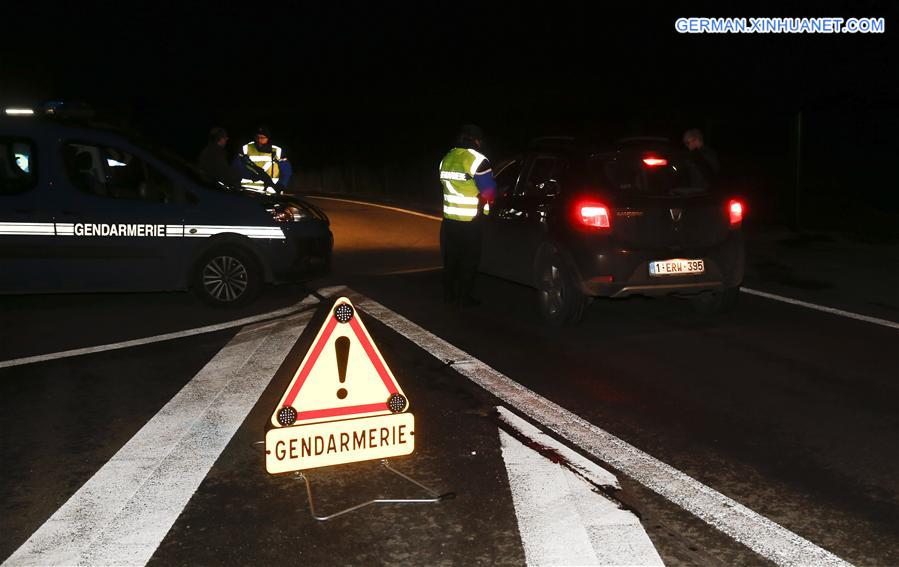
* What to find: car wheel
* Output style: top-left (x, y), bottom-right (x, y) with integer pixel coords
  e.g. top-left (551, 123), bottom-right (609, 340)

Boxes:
top-left (193, 247), bottom-right (261, 307)
top-left (536, 250), bottom-right (587, 326)
top-left (690, 286), bottom-right (739, 315)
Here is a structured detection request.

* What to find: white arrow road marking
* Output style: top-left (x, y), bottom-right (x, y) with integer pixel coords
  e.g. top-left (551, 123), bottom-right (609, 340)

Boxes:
top-left (352, 291), bottom-right (853, 567)
top-left (499, 407), bottom-right (664, 567)
top-left (3, 310), bottom-right (315, 567)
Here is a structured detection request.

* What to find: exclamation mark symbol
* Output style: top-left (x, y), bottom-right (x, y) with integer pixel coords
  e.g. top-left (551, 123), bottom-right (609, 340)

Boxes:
top-left (335, 336), bottom-right (350, 399)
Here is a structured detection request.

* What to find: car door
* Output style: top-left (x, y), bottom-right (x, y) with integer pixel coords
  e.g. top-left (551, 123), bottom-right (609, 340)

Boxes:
top-left (521, 155), bottom-right (569, 281)
top-left (480, 158), bottom-right (523, 281)
top-left (51, 138), bottom-right (190, 291)
top-left (502, 154), bottom-right (563, 284)
top-left (0, 134), bottom-right (60, 292)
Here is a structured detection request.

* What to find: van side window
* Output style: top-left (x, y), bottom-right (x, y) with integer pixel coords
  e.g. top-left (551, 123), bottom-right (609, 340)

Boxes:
top-left (62, 142), bottom-right (176, 203)
top-left (0, 138), bottom-right (37, 195)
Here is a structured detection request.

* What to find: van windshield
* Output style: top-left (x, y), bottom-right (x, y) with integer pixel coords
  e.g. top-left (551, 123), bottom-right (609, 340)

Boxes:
top-left (130, 136), bottom-right (240, 192)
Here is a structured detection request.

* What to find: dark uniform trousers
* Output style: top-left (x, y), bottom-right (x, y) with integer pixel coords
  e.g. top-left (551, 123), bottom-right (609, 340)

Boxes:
top-left (440, 217), bottom-right (482, 301)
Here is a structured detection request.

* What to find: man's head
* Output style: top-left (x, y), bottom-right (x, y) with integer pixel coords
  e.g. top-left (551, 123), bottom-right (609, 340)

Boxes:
top-left (457, 124), bottom-right (484, 149)
top-left (255, 125), bottom-right (272, 147)
top-left (683, 128), bottom-right (704, 151)
top-left (209, 127), bottom-right (229, 147)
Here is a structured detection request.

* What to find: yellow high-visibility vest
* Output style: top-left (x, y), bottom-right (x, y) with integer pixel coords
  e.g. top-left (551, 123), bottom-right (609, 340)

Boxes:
top-left (241, 142), bottom-right (283, 192)
top-left (439, 147), bottom-right (487, 221)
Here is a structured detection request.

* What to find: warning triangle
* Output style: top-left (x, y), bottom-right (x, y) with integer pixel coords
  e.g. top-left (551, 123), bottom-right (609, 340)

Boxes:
top-left (270, 297), bottom-right (409, 428)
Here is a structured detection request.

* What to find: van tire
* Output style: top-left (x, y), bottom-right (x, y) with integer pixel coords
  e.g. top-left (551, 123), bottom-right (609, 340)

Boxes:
top-left (193, 246), bottom-right (261, 307)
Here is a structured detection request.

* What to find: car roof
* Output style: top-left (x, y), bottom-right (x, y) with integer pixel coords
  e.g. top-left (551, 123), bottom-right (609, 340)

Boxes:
top-left (529, 135), bottom-right (677, 158)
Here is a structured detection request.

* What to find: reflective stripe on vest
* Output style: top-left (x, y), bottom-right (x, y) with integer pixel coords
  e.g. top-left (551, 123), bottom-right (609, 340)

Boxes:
top-left (241, 142), bottom-right (282, 190)
top-left (439, 147), bottom-right (486, 221)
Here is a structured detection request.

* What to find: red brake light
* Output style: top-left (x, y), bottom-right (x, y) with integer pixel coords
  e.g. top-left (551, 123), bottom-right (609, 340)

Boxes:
top-left (728, 199), bottom-right (744, 225)
top-left (642, 157), bottom-right (668, 167)
top-left (578, 202), bottom-right (611, 228)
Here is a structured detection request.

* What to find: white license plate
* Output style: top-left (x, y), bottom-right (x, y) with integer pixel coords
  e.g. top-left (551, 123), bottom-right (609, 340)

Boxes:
top-left (649, 258), bottom-right (705, 276)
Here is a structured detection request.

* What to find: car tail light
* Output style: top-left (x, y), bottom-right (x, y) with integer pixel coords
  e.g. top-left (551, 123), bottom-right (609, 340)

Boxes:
top-left (642, 156), bottom-right (668, 167)
top-left (728, 199), bottom-right (744, 226)
top-left (577, 201), bottom-right (611, 229)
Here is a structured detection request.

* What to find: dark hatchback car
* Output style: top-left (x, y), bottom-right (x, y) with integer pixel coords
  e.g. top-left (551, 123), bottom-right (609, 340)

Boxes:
top-left (0, 107), bottom-right (332, 306)
top-left (480, 137), bottom-right (745, 325)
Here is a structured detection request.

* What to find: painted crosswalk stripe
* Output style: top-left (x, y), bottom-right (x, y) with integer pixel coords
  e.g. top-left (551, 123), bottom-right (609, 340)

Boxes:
top-left (498, 407), bottom-right (664, 567)
top-left (351, 291), bottom-right (853, 567)
top-left (2, 310), bottom-right (314, 567)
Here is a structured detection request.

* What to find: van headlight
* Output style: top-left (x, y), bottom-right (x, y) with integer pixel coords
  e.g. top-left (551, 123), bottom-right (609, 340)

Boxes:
top-left (268, 204), bottom-right (306, 222)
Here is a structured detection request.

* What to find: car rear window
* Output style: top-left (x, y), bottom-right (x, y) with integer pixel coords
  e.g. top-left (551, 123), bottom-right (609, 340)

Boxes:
top-left (591, 152), bottom-right (712, 196)
top-left (0, 138), bottom-right (37, 195)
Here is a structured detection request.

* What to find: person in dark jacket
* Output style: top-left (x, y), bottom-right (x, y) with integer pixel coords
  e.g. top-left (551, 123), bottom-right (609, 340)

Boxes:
top-left (197, 127), bottom-right (241, 188)
top-left (683, 128), bottom-right (719, 188)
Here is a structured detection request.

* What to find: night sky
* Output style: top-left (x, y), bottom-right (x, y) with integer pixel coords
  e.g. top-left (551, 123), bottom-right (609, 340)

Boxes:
top-left (3, 1), bottom-right (897, 226)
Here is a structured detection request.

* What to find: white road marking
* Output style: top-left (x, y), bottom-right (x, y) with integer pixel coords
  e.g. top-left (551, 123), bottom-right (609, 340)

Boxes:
top-left (740, 287), bottom-right (899, 330)
top-left (381, 266), bottom-right (443, 275)
top-left (0, 286), bottom-right (346, 370)
top-left (499, 406), bottom-right (620, 489)
top-left (2, 310), bottom-right (314, 567)
top-left (352, 291), bottom-right (853, 567)
top-left (498, 407), bottom-right (664, 567)
top-left (306, 195), bottom-right (443, 221)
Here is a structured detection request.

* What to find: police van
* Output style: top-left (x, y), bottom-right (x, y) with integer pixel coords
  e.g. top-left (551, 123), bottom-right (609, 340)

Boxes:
top-left (0, 104), bottom-right (332, 306)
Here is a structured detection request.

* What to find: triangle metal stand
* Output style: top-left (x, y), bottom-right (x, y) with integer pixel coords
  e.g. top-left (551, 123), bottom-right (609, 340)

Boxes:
top-left (296, 459), bottom-right (454, 522)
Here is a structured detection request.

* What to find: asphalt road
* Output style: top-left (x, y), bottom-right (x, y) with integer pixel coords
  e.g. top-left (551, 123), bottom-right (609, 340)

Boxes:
top-left (310, 198), bottom-right (899, 566)
top-left (1, 196), bottom-right (896, 566)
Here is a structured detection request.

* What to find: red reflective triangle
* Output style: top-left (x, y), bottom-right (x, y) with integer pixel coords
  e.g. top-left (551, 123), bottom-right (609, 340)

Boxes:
top-left (270, 297), bottom-right (408, 428)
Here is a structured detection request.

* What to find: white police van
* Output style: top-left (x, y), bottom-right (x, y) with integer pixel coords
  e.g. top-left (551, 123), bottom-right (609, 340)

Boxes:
top-left (0, 104), bottom-right (332, 306)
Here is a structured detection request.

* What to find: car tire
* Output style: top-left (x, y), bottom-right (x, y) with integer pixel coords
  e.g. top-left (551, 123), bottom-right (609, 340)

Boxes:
top-left (193, 247), bottom-right (261, 307)
top-left (690, 286), bottom-right (739, 315)
top-left (536, 249), bottom-right (587, 326)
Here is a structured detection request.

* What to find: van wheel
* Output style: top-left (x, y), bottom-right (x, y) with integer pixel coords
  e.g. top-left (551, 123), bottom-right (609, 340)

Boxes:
top-left (193, 247), bottom-right (261, 307)
top-left (690, 286), bottom-right (739, 315)
top-left (536, 250), bottom-right (587, 326)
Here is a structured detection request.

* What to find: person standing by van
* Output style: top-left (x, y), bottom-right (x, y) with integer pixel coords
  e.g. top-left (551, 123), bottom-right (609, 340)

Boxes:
top-left (238, 126), bottom-right (292, 194)
top-left (197, 127), bottom-right (241, 188)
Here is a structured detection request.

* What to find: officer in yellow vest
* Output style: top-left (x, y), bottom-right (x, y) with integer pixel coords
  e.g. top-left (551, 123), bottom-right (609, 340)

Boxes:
top-left (438, 124), bottom-right (496, 306)
top-left (239, 126), bottom-right (289, 194)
